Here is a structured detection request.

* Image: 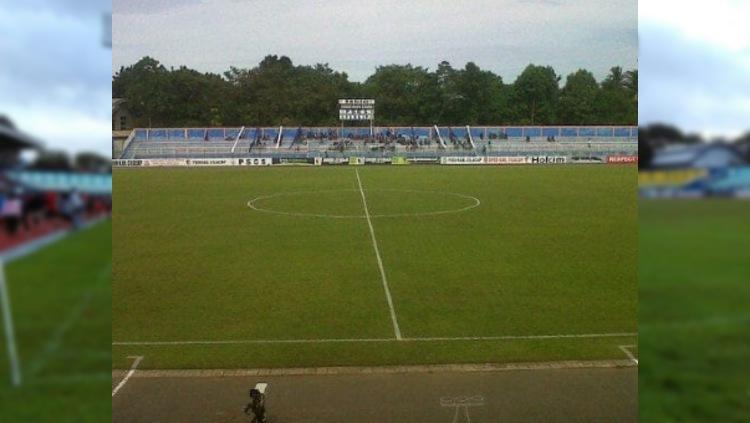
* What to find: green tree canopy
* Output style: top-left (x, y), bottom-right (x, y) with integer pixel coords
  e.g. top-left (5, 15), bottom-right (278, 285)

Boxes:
top-left (510, 65), bottom-right (560, 125)
top-left (113, 56), bottom-right (636, 127)
top-left (593, 66), bottom-right (636, 125)
top-left (558, 69), bottom-right (598, 125)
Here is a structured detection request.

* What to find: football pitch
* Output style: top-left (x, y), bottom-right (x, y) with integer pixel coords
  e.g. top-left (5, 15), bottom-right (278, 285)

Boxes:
top-left (0, 221), bottom-right (112, 422)
top-left (113, 165), bottom-right (637, 370)
top-left (639, 200), bottom-right (750, 421)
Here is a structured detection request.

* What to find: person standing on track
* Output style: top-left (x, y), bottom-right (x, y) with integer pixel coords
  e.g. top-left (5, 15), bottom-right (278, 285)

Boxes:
top-left (244, 387), bottom-right (267, 423)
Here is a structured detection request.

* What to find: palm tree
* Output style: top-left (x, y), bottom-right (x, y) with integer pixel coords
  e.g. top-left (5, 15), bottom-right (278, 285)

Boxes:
top-left (603, 66), bottom-right (625, 90)
top-left (624, 70), bottom-right (638, 101)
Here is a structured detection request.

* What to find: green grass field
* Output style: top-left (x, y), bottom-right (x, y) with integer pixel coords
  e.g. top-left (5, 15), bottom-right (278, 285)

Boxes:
top-left (639, 200), bottom-right (750, 422)
top-left (0, 221), bottom-right (111, 422)
top-left (113, 165), bottom-right (637, 369)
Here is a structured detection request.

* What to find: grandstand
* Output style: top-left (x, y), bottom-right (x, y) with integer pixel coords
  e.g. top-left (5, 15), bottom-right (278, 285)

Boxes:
top-left (116, 125), bottom-right (638, 160)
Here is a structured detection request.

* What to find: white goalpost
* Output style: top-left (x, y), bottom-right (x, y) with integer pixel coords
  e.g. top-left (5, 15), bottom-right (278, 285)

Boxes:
top-left (0, 259), bottom-right (22, 386)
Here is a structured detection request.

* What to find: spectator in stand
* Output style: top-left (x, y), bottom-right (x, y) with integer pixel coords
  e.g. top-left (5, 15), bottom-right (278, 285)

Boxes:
top-left (0, 192), bottom-right (23, 235)
top-left (22, 192), bottom-right (47, 230)
top-left (60, 190), bottom-right (84, 229)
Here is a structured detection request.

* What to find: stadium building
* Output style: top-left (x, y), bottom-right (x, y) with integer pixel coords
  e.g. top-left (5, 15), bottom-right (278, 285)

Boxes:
top-left (649, 143), bottom-right (745, 170)
top-left (640, 143), bottom-right (750, 198)
top-left (113, 125), bottom-right (638, 166)
top-left (0, 116), bottom-right (41, 168)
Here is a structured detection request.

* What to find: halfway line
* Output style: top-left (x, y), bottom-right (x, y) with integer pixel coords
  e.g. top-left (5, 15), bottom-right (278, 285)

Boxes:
top-left (355, 169), bottom-right (401, 340)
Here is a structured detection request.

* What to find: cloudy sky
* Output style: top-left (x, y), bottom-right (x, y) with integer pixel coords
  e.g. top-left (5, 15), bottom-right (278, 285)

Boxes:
top-left (640, 0), bottom-right (750, 139)
top-left (113, 0), bottom-right (636, 83)
top-left (0, 0), bottom-right (111, 157)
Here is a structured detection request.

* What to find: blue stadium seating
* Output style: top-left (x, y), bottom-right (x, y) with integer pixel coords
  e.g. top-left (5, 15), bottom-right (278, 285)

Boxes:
top-left (120, 125), bottom-right (637, 159)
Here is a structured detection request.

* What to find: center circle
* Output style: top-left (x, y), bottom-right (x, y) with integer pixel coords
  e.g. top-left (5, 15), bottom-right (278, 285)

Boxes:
top-left (246, 189), bottom-right (480, 219)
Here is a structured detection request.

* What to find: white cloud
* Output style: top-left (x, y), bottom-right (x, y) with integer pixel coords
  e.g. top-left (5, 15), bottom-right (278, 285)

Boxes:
top-left (2, 103), bottom-right (111, 155)
top-left (113, 0), bottom-right (637, 82)
top-left (640, 0), bottom-right (750, 53)
top-left (0, 1), bottom-right (111, 157)
top-left (639, 1), bottom-right (750, 137)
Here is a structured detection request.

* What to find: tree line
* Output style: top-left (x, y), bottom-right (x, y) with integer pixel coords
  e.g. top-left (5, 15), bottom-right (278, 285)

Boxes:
top-left (112, 55), bottom-right (637, 128)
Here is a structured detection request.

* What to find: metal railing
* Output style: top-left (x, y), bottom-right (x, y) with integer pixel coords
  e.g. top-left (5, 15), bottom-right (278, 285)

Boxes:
top-left (127, 140), bottom-right (637, 159)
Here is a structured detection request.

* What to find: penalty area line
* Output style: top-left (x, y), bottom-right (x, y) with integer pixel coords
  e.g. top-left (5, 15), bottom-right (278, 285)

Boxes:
top-left (112, 332), bottom-right (637, 346)
top-left (618, 345), bottom-right (638, 365)
top-left (112, 355), bottom-right (143, 397)
top-left (355, 168), bottom-right (402, 340)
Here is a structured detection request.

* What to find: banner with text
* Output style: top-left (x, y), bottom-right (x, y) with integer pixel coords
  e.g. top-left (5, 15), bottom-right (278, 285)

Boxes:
top-left (485, 156), bottom-right (527, 165)
top-left (113, 158), bottom-right (273, 167)
top-left (440, 156), bottom-right (485, 165)
top-left (607, 155), bottom-right (638, 164)
top-left (349, 157), bottom-right (365, 165)
top-left (440, 156), bottom-right (568, 165)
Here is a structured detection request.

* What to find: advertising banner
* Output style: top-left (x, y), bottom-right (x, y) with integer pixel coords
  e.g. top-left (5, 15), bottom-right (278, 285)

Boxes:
top-left (144, 159), bottom-right (190, 166)
top-left (273, 158), bottom-right (314, 166)
top-left (114, 158), bottom-right (264, 167)
top-left (323, 157), bottom-right (349, 165)
top-left (185, 158), bottom-right (239, 166)
top-left (526, 156), bottom-right (567, 164)
top-left (409, 157), bottom-right (439, 164)
top-left (364, 157), bottom-right (391, 164)
top-left (391, 156), bottom-right (410, 165)
top-left (238, 157), bottom-right (272, 166)
top-left (112, 159), bottom-right (144, 167)
top-left (485, 156), bottom-right (527, 165)
top-left (349, 157), bottom-right (365, 165)
top-left (570, 156), bottom-right (605, 164)
top-left (607, 155), bottom-right (638, 164)
top-left (638, 169), bottom-right (708, 187)
top-left (440, 156), bottom-right (485, 165)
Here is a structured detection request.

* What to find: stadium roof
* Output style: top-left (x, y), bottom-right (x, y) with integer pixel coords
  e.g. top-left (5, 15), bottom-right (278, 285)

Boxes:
top-left (0, 116), bottom-right (42, 150)
top-left (113, 98), bottom-right (127, 113)
top-left (651, 143), bottom-right (745, 169)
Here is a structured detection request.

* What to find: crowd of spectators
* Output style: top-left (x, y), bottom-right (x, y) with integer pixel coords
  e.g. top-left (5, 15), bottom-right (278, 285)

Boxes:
top-left (0, 116), bottom-right (111, 252)
top-left (0, 176), bottom-right (112, 250)
top-left (241, 127), bottom-right (569, 154)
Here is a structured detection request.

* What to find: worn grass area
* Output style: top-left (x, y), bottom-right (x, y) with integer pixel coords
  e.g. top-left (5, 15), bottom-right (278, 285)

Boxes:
top-left (639, 200), bottom-right (750, 422)
top-left (113, 165), bottom-right (636, 369)
top-left (0, 221), bottom-right (112, 422)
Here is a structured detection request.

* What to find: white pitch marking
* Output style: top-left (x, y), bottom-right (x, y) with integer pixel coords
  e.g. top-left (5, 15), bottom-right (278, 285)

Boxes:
top-left (619, 345), bottom-right (638, 365)
top-left (0, 219), bottom-right (108, 387)
top-left (355, 169), bottom-right (402, 340)
top-left (0, 216), bottom-right (107, 262)
top-left (26, 291), bottom-right (96, 377)
top-left (0, 260), bottom-right (22, 386)
top-left (27, 262), bottom-right (111, 377)
top-left (110, 359), bottom-right (635, 378)
top-left (112, 355), bottom-right (143, 397)
top-left (112, 332), bottom-right (637, 346)
top-left (246, 188), bottom-right (480, 219)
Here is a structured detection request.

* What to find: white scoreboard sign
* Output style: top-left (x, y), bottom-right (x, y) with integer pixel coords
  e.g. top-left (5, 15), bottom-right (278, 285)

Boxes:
top-left (339, 98), bottom-right (374, 120)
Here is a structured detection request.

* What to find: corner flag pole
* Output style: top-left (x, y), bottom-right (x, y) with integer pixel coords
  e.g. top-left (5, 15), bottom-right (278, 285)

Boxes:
top-left (0, 259), bottom-right (22, 386)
